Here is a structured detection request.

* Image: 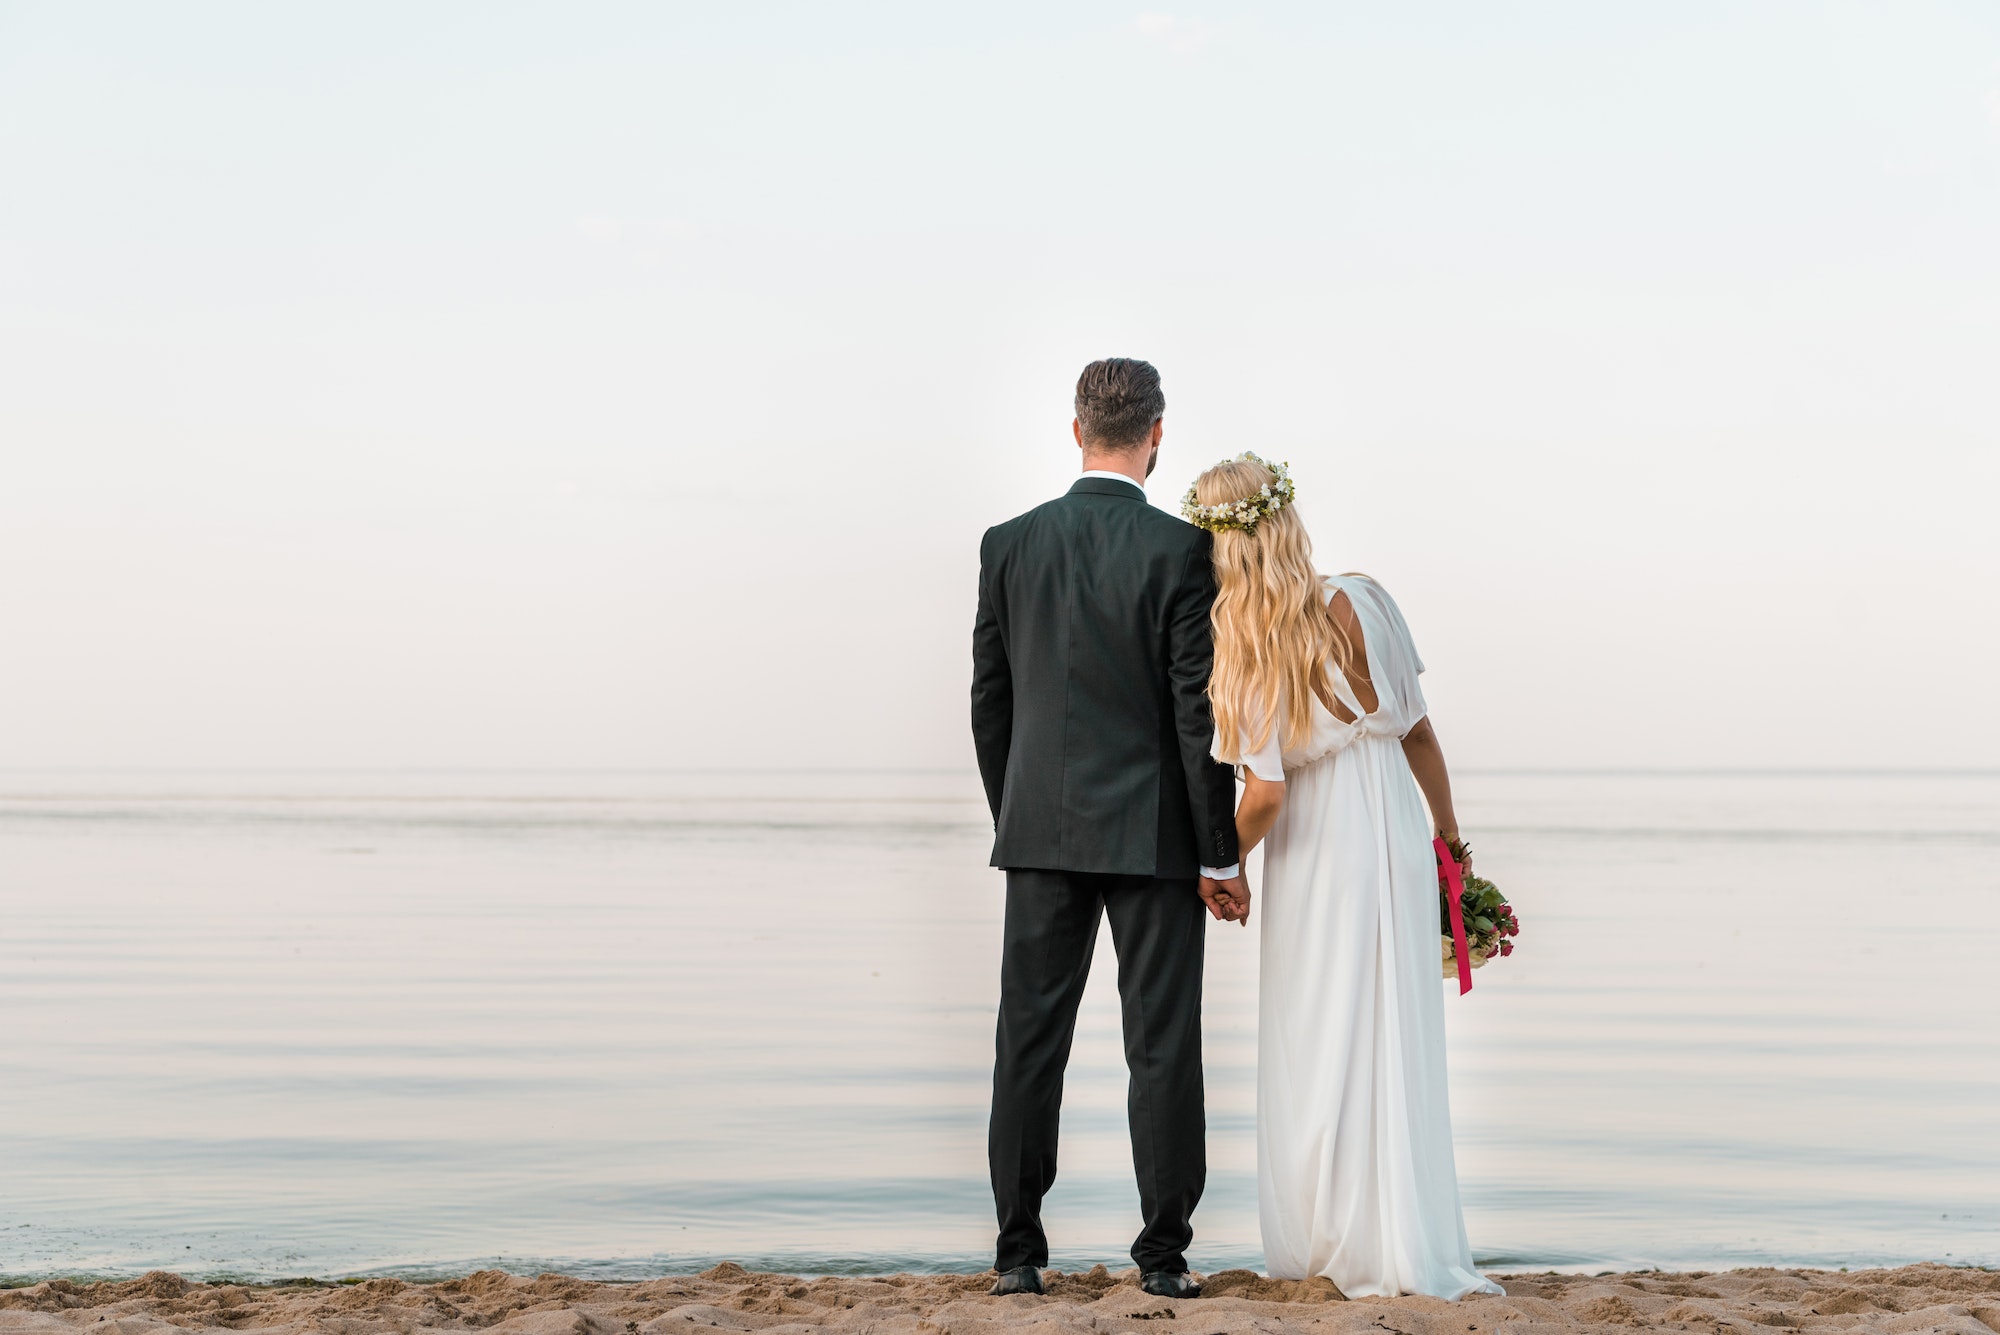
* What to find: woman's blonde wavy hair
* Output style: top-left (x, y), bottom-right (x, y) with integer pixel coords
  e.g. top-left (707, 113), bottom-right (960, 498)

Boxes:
top-left (1196, 457), bottom-right (1356, 762)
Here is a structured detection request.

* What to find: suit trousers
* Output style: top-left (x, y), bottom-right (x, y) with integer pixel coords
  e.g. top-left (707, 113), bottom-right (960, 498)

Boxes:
top-left (988, 868), bottom-right (1208, 1274)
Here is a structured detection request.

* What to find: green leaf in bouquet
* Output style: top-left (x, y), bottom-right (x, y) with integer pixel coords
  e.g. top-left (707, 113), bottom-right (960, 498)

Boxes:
top-left (1472, 915), bottom-right (1495, 933)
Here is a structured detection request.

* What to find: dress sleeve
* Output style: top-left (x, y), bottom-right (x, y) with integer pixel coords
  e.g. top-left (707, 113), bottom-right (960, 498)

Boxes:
top-left (1211, 689), bottom-right (1286, 783)
top-left (1348, 576), bottom-right (1428, 732)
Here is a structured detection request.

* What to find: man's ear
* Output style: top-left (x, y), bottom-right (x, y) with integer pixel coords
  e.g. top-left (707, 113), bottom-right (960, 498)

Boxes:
top-left (1073, 418), bottom-right (1085, 449)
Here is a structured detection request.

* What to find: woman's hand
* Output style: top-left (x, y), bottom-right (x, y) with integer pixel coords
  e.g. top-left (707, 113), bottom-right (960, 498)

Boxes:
top-left (1438, 828), bottom-right (1472, 877)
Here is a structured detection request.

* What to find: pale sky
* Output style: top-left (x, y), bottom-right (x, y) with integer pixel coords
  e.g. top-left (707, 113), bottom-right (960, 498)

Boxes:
top-left (2, 1), bottom-right (1996, 771)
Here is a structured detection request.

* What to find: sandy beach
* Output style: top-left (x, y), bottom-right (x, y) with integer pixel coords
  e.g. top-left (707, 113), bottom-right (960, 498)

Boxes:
top-left (5, 1265), bottom-right (1997, 1335)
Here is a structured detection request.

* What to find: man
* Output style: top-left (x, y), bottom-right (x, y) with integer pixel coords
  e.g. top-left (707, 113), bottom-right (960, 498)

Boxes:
top-left (971, 357), bottom-right (1251, 1299)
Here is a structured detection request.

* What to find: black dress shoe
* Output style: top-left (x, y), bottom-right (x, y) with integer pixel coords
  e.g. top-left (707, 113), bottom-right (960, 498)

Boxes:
top-left (989, 1265), bottom-right (1046, 1296)
top-left (1140, 1271), bottom-right (1200, 1298)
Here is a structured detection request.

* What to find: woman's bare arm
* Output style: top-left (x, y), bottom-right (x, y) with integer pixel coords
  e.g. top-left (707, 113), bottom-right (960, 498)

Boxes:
top-left (1236, 773), bottom-right (1285, 857)
top-left (1400, 716), bottom-right (1470, 871)
top-left (1200, 781), bottom-right (1274, 926)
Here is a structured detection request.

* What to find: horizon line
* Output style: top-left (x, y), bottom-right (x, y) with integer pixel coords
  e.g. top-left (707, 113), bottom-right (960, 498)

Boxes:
top-left (0, 765), bottom-right (1994, 778)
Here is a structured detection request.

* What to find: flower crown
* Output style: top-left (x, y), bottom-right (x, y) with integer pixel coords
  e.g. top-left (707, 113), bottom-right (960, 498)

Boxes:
top-left (1180, 452), bottom-right (1296, 533)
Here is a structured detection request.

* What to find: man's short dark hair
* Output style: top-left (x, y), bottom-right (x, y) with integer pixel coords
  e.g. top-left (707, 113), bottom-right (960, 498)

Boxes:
top-left (1075, 358), bottom-right (1165, 449)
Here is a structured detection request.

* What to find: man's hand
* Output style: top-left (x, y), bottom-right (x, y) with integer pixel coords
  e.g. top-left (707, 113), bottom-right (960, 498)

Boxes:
top-left (1198, 874), bottom-right (1252, 926)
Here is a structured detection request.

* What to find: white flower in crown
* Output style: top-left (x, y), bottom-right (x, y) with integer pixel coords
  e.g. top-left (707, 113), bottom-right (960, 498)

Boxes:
top-left (1179, 452), bottom-right (1296, 534)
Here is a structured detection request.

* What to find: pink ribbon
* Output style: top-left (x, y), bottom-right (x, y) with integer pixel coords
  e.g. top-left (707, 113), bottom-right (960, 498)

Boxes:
top-left (1436, 836), bottom-right (1473, 996)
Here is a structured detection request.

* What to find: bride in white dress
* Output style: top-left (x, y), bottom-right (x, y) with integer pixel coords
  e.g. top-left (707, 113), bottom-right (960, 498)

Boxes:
top-left (1185, 454), bottom-right (1500, 1302)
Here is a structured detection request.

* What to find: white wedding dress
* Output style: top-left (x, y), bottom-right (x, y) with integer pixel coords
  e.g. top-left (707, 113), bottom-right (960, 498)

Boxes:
top-left (1217, 574), bottom-right (1499, 1301)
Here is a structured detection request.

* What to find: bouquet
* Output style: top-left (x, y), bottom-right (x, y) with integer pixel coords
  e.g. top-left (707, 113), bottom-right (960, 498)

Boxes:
top-left (1437, 843), bottom-right (1519, 979)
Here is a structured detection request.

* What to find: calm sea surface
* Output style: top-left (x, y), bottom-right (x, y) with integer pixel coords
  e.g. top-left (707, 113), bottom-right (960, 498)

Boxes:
top-left (2, 769), bottom-right (1996, 1282)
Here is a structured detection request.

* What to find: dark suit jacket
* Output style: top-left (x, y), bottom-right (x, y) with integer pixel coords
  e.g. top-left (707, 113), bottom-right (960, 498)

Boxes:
top-left (970, 477), bottom-right (1240, 879)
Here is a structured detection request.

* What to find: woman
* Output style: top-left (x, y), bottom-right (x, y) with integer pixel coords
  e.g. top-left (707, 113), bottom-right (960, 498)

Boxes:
top-left (1185, 453), bottom-right (1499, 1301)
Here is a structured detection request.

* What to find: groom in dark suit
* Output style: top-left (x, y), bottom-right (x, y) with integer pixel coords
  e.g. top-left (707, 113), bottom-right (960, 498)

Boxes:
top-left (971, 358), bottom-right (1249, 1299)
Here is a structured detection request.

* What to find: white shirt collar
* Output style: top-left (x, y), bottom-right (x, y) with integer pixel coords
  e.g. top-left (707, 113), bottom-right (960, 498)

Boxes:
top-left (1079, 470), bottom-right (1146, 494)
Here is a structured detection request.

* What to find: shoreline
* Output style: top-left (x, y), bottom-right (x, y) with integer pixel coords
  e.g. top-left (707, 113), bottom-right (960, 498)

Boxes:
top-left (4, 1264), bottom-right (1998, 1335)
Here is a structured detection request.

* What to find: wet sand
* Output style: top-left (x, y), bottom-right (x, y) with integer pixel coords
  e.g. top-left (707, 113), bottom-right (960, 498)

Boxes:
top-left (4, 1264), bottom-right (1997, 1335)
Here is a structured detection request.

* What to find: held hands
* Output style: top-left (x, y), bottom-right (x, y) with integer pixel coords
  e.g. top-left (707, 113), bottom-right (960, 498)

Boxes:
top-left (1198, 873), bottom-right (1252, 926)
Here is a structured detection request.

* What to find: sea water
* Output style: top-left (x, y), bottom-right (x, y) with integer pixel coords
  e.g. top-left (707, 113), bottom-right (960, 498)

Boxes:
top-left (1, 769), bottom-right (1995, 1281)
